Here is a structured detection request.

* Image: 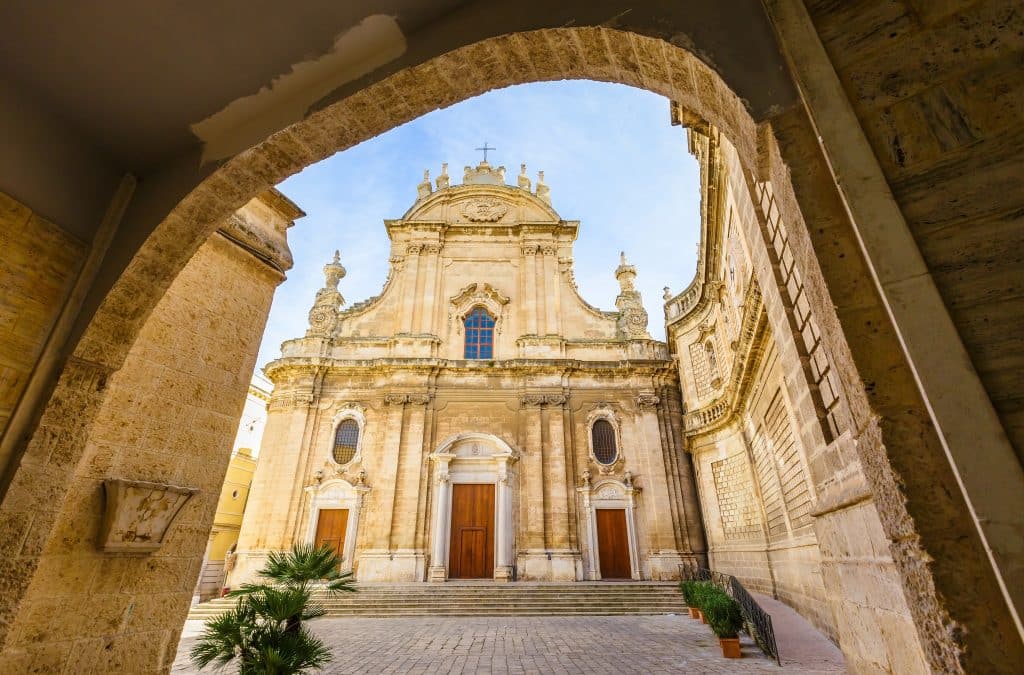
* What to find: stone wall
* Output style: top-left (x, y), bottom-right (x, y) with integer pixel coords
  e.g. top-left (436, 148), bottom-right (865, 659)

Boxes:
top-left (0, 194), bottom-right (295, 673)
top-left (667, 125), bottom-right (933, 669)
top-left (0, 191), bottom-right (85, 455)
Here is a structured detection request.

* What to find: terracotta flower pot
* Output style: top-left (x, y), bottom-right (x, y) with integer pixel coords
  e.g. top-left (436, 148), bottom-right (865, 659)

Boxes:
top-left (689, 607), bottom-right (701, 619)
top-left (719, 637), bottom-right (741, 658)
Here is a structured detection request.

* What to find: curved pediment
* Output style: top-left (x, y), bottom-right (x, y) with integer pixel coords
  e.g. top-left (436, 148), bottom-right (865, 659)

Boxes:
top-left (402, 185), bottom-right (561, 226)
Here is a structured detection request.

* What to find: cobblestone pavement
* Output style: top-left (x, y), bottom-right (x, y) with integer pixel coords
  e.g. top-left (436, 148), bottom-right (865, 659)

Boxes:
top-left (173, 603), bottom-right (846, 674)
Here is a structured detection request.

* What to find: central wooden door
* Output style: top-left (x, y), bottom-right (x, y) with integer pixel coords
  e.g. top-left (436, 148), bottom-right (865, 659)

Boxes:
top-left (314, 508), bottom-right (348, 560)
top-left (448, 483), bottom-right (495, 579)
top-left (596, 508), bottom-right (632, 579)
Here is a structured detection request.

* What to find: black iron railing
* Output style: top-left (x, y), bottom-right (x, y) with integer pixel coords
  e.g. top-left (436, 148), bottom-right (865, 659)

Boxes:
top-left (681, 566), bottom-right (781, 666)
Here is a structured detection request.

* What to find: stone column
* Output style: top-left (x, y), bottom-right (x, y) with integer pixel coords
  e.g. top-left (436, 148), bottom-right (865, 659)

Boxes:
top-left (625, 482), bottom-right (642, 581)
top-left (522, 245), bottom-right (538, 335)
top-left (419, 244), bottom-right (442, 335)
top-left (401, 244), bottom-right (422, 334)
top-left (577, 483), bottom-right (599, 580)
top-left (544, 394), bottom-right (576, 579)
top-left (357, 394), bottom-right (405, 581)
top-left (518, 395), bottom-right (546, 578)
top-left (344, 484), bottom-right (372, 574)
top-left (428, 453), bottom-right (454, 582)
top-left (635, 395), bottom-right (678, 554)
top-left (541, 245), bottom-right (558, 335)
top-left (494, 455), bottom-right (517, 581)
top-left (388, 393), bottom-right (429, 580)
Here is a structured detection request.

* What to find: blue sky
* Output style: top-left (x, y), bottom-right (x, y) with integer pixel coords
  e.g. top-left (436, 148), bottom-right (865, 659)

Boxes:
top-left (258, 80), bottom-right (700, 371)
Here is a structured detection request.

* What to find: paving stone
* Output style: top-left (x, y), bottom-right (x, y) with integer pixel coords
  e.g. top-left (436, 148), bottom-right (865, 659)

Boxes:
top-left (172, 608), bottom-right (845, 674)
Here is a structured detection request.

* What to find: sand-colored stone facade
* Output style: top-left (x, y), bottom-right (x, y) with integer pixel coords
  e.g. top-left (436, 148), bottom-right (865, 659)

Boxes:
top-left (230, 161), bottom-right (706, 585)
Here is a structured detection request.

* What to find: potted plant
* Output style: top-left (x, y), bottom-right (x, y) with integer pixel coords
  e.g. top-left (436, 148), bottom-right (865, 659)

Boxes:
top-left (702, 591), bottom-right (745, 658)
top-left (679, 581), bottom-right (703, 619)
top-left (695, 582), bottom-right (715, 623)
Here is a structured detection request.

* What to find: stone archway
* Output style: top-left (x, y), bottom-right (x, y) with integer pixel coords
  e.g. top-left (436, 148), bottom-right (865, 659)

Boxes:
top-left (1, 24), bottom-right (1017, 675)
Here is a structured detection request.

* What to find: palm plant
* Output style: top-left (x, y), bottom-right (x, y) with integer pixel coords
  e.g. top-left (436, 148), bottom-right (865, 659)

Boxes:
top-left (191, 544), bottom-right (356, 674)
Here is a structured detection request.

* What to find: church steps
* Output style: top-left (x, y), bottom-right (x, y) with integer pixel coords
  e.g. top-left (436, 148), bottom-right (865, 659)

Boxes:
top-left (187, 582), bottom-right (686, 620)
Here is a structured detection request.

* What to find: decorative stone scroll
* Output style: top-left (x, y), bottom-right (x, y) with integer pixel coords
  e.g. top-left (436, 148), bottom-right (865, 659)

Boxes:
top-left (635, 394), bottom-right (661, 409)
top-left (460, 197), bottom-right (509, 222)
top-left (384, 393), bottom-right (432, 405)
top-left (519, 394), bottom-right (568, 408)
top-left (100, 479), bottom-right (198, 554)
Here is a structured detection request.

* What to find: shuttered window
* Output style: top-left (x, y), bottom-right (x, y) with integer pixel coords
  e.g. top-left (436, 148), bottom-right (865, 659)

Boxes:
top-left (333, 419), bottom-right (360, 465)
top-left (592, 419), bottom-right (618, 465)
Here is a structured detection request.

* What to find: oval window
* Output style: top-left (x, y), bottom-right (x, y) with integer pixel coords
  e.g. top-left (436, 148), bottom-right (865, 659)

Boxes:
top-left (333, 419), bottom-right (360, 465)
top-left (591, 419), bottom-right (618, 465)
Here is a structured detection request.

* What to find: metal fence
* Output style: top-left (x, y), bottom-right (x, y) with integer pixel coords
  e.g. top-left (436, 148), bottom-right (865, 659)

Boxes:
top-left (680, 566), bottom-right (781, 666)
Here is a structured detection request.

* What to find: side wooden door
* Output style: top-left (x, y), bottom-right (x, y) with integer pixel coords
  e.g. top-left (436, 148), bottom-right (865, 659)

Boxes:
top-left (448, 483), bottom-right (495, 578)
top-left (314, 508), bottom-right (349, 560)
top-left (596, 508), bottom-right (632, 579)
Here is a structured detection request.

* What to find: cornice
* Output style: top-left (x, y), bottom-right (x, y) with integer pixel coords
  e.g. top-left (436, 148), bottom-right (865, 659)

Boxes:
top-left (664, 126), bottom-right (728, 331)
top-left (682, 281), bottom-right (769, 438)
top-left (264, 356), bottom-right (678, 381)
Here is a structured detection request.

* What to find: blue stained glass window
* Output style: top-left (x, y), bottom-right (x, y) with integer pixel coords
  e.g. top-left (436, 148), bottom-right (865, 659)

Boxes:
top-left (463, 307), bottom-right (495, 359)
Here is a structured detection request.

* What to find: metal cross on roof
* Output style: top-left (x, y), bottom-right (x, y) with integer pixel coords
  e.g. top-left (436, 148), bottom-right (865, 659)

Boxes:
top-left (475, 142), bottom-right (496, 162)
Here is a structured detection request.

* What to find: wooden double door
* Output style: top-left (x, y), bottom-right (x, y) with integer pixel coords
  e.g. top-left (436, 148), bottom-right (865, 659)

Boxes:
top-left (314, 508), bottom-right (349, 560)
top-left (596, 508), bottom-right (632, 579)
top-left (448, 483), bottom-right (495, 579)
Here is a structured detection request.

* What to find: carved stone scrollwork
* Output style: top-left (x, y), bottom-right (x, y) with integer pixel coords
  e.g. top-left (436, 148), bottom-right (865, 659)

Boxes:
top-left (100, 479), bottom-right (198, 554)
top-left (407, 243), bottom-right (424, 255)
top-left (521, 245), bottom-right (538, 256)
top-left (385, 393), bottom-right (432, 406)
top-left (541, 245), bottom-right (557, 256)
top-left (519, 394), bottom-right (567, 408)
top-left (460, 197), bottom-right (509, 222)
top-left (519, 394), bottom-right (546, 408)
top-left (425, 244), bottom-right (443, 255)
top-left (636, 394), bottom-right (661, 409)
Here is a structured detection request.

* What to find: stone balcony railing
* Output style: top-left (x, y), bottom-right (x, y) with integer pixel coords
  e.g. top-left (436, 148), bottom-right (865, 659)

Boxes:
top-left (683, 399), bottom-right (730, 431)
top-left (664, 285), bottom-right (701, 323)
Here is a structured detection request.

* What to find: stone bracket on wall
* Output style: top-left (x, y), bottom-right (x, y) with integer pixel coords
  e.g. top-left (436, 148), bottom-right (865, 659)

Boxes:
top-left (100, 479), bottom-right (198, 554)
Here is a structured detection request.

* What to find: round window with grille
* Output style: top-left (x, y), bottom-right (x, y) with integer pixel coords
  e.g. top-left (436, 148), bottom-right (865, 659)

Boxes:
top-left (333, 419), bottom-right (360, 465)
top-left (591, 419), bottom-right (618, 465)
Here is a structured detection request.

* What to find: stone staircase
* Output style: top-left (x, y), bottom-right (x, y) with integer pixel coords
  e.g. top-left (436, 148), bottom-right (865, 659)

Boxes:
top-left (187, 581), bottom-right (686, 620)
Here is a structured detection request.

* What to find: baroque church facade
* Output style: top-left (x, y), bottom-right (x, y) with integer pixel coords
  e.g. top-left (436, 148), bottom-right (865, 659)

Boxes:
top-left (229, 160), bottom-right (707, 584)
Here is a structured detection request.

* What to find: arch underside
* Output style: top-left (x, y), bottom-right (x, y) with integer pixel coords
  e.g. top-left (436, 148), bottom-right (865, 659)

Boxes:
top-left (2, 20), bottom-right (1018, 675)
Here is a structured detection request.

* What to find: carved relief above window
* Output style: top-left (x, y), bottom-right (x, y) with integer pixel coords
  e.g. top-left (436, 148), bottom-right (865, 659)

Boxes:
top-left (449, 282), bottom-right (510, 340)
